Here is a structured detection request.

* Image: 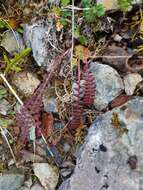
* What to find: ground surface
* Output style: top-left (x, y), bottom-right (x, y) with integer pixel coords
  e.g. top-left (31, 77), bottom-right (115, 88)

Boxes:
top-left (0, 0), bottom-right (143, 190)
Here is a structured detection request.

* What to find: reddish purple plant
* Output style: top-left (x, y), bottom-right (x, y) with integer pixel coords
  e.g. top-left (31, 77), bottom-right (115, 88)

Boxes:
top-left (70, 60), bottom-right (82, 129)
top-left (82, 61), bottom-right (95, 105)
top-left (16, 51), bottom-right (69, 141)
top-left (70, 61), bottom-right (95, 129)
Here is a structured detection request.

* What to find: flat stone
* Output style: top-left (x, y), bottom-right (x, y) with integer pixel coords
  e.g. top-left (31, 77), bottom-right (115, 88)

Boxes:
top-left (58, 97), bottom-right (143, 190)
top-left (20, 182), bottom-right (45, 190)
top-left (90, 62), bottom-right (124, 110)
top-left (124, 73), bottom-right (142, 95)
top-left (24, 20), bottom-right (60, 71)
top-left (0, 172), bottom-right (24, 190)
top-left (43, 93), bottom-right (58, 113)
top-left (33, 163), bottom-right (59, 190)
top-left (0, 30), bottom-right (24, 55)
top-left (12, 72), bottom-right (40, 97)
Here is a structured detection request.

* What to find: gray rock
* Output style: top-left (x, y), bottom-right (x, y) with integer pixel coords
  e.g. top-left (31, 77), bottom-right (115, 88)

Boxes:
top-left (59, 97), bottom-right (143, 190)
top-left (43, 94), bottom-right (58, 113)
top-left (33, 163), bottom-right (59, 190)
top-left (0, 30), bottom-right (24, 55)
top-left (20, 180), bottom-right (44, 190)
top-left (0, 99), bottom-right (11, 115)
top-left (12, 72), bottom-right (40, 97)
top-left (31, 182), bottom-right (45, 190)
top-left (58, 179), bottom-right (70, 190)
top-left (24, 20), bottom-right (61, 71)
top-left (90, 62), bottom-right (124, 110)
top-left (0, 172), bottom-right (24, 190)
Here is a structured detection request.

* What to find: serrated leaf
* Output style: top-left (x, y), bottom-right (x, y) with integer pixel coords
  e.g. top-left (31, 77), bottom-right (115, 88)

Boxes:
top-left (4, 47), bottom-right (31, 74)
top-left (0, 19), bottom-right (8, 29)
top-left (0, 118), bottom-right (11, 128)
top-left (52, 6), bottom-right (61, 17)
top-left (95, 4), bottom-right (105, 17)
top-left (71, 57), bottom-right (78, 68)
top-left (61, 0), bottom-right (70, 6)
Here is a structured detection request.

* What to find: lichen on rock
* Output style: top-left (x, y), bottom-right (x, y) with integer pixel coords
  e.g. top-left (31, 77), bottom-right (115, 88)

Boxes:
top-left (58, 97), bottom-right (143, 190)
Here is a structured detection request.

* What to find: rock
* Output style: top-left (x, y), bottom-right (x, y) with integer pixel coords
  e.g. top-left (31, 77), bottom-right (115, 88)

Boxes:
top-left (0, 30), bottom-right (24, 55)
top-left (90, 62), bottom-right (124, 110)
top-left (19, 180), bottom-right (45, 190)
top-left (102, 45), bottom-right (129, 73)
top-left (58, 179), bottom-right (70, 190)
top-left (24, 20), bottom-right (61, 71)
top-left (124, 73), bottom-right (142, 95)
top-left (43, 92), bottom-right (58, 113)
top-left (60, 161), bottom-right (75, 178)
top-left (12, 72), bottom-right (40, 97)
top-left (58, 97), bottom-right (143, 190)
top-left (0, 99), bottom-right (11, 116)
top-left (113, 34), bottom-right (122, 42)
top-left (19, 178), bottom-right (32, 190)
top-left (96, 0), bottom-right (142, 11)
top-left (0, 172), bottom-right (24, 190)
top-left (48, 146), bottom-right (63, 165)
top-left (33, 163), bottom-right (59, 190)
top-left (31, 182), bottom-right (45, 190)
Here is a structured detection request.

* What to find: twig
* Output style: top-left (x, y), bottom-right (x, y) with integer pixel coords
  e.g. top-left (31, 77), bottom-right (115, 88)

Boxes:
top-left (41, 133), bottom-right (54, 158)
top-left (0, 73), bottom-right (23, 105)
top-left (89, 55), bottom-right (143, 59)
top-left (62, 5), bottom-right (91, 11)
top-left (71, 0), bottom-right (75, 74)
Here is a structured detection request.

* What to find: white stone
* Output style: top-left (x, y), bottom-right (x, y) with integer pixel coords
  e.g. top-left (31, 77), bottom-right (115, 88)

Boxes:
top-left (33, 163), bottom-right (59, 190)
top-left (0, 30), bottom-right (24, 55)
top-left (24, 21), bottom-right (60, 71)
top-left (12, 72), bottom-right (40, 97)
top-left (124, 73), bottom-right (142, 95)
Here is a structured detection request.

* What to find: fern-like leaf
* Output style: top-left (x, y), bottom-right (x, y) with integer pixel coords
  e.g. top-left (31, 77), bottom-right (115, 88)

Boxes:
top-left (82, 61), bottom-right (95, 105)
top-left (16, 50), bottom-right (68, 141)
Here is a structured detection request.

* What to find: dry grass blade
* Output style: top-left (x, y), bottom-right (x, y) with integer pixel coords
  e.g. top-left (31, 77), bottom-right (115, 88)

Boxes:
top-left (0, 126), bottom-right (17, 166)
top-left (0, 73), bottom-right (23, 105)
